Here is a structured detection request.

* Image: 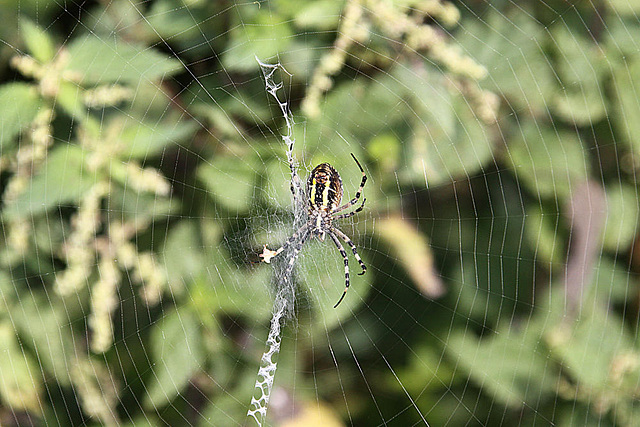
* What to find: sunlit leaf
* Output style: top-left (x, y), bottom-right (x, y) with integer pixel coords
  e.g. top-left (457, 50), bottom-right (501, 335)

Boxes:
top-left (376, 216), bottom-right (444, 298)
top-left (200, 246), bottom-right (274, 322)
top-left (411, 96), bottom-right (493, 187)
top-left (109, 185), bottom-right (179, 226)
top-left (145, 0), bottom-right (203, 44)
top-left (447, 325), bottom-right (554, 408)
top-left (552, 26), bottom-right (606, 90)
top-left (604, 16), bottom-right (640, 58)
top-left (55, 80), bottom-right (85, 120)
top-left (553, 87), bottom-right (607, 126)
top-left (19, 18), bottom-right (55, 62)
top-left (65, 35), bottom-right (182, 85)
top-left (294, 0), bottom-right (342, 30)
top-left (506, 123), bottom-right (588, 200)
top-left (459, 10), bottom-right (555, 115)
top-left (161, 220), bottom-right (204, 294)
top-left (2, 145), bottom-right (99, 219)
top-left (601, 183), bottom-right (639, 252)
top-left (200, 372), bottom-right (254, 425)
top-left (606, 0), bottom-right (640, 16)
top-left (0, 322), bottom-right (42, 412)
top-left (367, 133), bottom-right (401, 174)
top-left (0, 83), bottom-right (42, 149)
top-left (545, 300), bottom-right (634, 391)
top-left (612, 57), bottom-right (640, 156)
top-left (280, 400), bottom-right (344, 427)
top-left (197, 155), bottom-right (258, 213)
top-left (385, 65), bottom-right (494, 186)
top-left (591, 256), bottom-right (634, 304)
top-left (119, 119), bottom-right (198, 159)
top-left (222, 11), bottom-right (293, 72)
top-left (0, 272), bottom-right (12, 314)
top-left (550, 26), bottom-right (608, 125)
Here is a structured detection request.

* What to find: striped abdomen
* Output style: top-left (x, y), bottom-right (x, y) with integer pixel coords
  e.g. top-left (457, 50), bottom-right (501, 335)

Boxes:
top-left (307, 163), bottom-right (343, 212)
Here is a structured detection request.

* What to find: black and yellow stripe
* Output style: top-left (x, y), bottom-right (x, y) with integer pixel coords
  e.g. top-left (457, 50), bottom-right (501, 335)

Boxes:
top-left (307, 163), bottom-right (343, 212)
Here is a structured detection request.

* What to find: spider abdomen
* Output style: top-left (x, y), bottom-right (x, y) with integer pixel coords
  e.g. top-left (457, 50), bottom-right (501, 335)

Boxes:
top-left (307, 163), bottom-right (343, 212)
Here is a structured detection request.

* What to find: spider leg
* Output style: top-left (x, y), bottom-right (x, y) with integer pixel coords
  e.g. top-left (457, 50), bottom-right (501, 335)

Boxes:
top-left (334, 198), bottom-right (366, 220)
top-left (332, 153), bottom-right (367, 214)
top-left (328, 231), bottom-right (351, 308)
top-left (331, 227), bottom-right (366, 275)
top-left (260, 223), bottom-right (309, 263)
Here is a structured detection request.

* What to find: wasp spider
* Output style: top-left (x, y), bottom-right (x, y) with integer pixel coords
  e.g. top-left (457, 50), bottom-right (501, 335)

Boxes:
top-left (260, 153), bottom-right (367, 308)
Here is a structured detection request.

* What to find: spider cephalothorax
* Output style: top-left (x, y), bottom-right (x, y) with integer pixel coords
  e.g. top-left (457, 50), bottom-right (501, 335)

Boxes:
top-left (260, 154), bottom-right (367, 308)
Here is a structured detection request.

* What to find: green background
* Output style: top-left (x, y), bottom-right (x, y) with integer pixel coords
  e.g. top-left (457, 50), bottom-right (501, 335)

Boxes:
top-left (1, 0), bottom-right (640, 425)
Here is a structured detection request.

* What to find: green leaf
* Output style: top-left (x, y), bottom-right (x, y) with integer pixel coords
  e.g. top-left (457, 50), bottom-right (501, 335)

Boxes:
top-left (110, 185), bottom-right (179, 226)
top-left (0, 322), bottom-right (42, 412)
top-left (506, 123), bottom-right (588, 200)
top-left (65, 35), bottom-right (182, 85)
top-left (55, 80), bottom-right (85, 120)
top-left (612, 57), bottom-right (640, 155)
top-left (601, 183), bottom-right (639, 252)
top-left (377, 65), bottom-right (494, 187)
top-left (200, 369), bottom-right (255, 425)
top-left (200, 246), bottom-right (274, 322)
top-left (409, 92), bottom-right (494, 187)
top-left (606, 0), bottom-right (640, 16)
top-left (297, 237), bottom-right (372, 329)
top-left (144, 306), bottom-right (204, 409)
top-left (161, 220), bottom-right (204, 294)
top-left (294, 0), bottom-right (342, 30)
top-left (459, 10), bottom-right (555, 115)
top-left (524, 203), bottom-right (565, 268)
top-left (263, 156), bottom-right (295, 209)
top-left (394, 65), bottom-right (454, 137)
top-left (145, 0), bottom-right (203, 44)
top-left (591, 256), bottom-right (634, 304)
top-left (604, 17), bottom-right (640, 58)
top-left (0, 83), bottom-right (42, 150)
top-left (367, 133), bottom-right (401, 174)
top-left (119, 119), bottom-right (197, 159)
top-left (545, 301), bottom-right (634, 391)
top-left (0, 272), bottom-right (12, 314)
top-left (11, 294), bottom-right (75, 386)
top-left (2, 145), bottom-right (99, 219)
top-left (197, 155), bottom-right (257, 213)
top-left (552, 87), bottom-right (607, 126)
top-left (20, 18), bottom-right (55, 62)
top-left (313, 75), bottom-right (406, 143)
top-left (552, 26), bottom-right (606, 90)
top-left (447, 326), bottom-right (554, 408)
top-left (550, 26), bottom-right (607, 125)
top-left (222, 11), bottom-right (294, 72)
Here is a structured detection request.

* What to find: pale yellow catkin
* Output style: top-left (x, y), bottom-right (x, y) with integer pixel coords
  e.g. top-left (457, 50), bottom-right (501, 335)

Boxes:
top-left (83, 85), bottom-right (133, 108)
top-left (55, 182), bottom-right (109, 296)
top-left (70, 358), bottom-right (120, 427)
top-left (89, 257), bottom-right (121, 353)
top-left (302, 0), bottom-right (493, 119)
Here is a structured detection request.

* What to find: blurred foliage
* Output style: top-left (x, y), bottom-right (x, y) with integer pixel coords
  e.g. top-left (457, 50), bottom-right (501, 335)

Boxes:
top-left (0, 0), bottom-right (639, 426)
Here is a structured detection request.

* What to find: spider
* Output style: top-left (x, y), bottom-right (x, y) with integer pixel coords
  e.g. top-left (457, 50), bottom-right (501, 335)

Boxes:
top-left (260, 153), bottom-right (367, 308)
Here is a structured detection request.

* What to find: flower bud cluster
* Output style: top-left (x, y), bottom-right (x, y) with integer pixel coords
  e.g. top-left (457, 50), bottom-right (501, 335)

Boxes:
top-left (55, 182), bottom-right (108, 296)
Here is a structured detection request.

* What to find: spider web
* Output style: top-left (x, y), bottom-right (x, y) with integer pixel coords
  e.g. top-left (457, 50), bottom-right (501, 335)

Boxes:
top-left (1, 1), bottom-right (639, 426)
